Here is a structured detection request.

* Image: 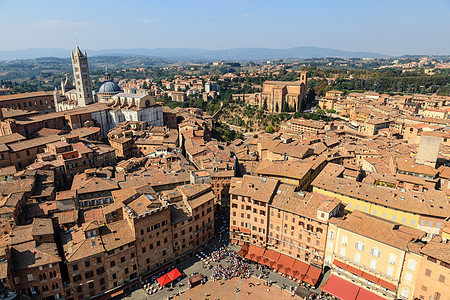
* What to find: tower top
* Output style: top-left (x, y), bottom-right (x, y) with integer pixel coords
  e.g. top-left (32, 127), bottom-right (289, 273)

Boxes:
top-left (73, 45), bottom-right (85, 58)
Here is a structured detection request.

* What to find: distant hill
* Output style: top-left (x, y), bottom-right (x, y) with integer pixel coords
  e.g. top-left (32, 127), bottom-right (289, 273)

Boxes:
top-left (0, 46), bottom-right (387, 61)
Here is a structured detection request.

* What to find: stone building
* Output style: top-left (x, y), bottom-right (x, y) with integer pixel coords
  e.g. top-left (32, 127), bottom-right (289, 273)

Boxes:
top-left (71, 46), bottom-right (94, 107)
top-left (53, 46), bottom-right (164, 135)
top-left (96, 72), bottom-right (122, 103)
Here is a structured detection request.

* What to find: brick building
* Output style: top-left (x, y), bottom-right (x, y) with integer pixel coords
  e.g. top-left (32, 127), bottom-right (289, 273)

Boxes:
top-left (0, 91), bottom-right (55, 113)
top-left (8, 219), bottom-right (64, 299)
top-left (268, 186), bottom-right (342, 268)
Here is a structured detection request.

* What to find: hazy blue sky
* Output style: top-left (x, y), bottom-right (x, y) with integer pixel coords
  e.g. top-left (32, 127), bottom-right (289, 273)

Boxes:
top-left (0, 0), bottom-right (449, 55)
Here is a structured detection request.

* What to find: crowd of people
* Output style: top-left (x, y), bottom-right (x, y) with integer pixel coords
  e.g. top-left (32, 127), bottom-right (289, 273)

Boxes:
top-left (210, 249), bottom-right (253, 281)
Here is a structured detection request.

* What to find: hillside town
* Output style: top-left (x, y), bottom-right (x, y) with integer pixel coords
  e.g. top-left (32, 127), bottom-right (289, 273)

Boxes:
top-left (0, 46), bottom-right (448, 300)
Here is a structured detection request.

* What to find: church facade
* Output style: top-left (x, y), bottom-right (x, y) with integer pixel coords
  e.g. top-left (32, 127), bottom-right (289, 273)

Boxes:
top-left (231, 71), bottom-right (307, 113)
top-left (54, 46), bottom-right (163, 135)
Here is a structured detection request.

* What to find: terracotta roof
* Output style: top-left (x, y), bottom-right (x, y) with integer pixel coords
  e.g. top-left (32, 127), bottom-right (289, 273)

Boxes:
top-left (0, 91), bottom-right (53, 102)
top-left (230, 175), bottom-right (278, 203)
top-left (31, 218), bottom-right (54, 236)
top-left (420, 235), bottom-right (450, 263)
top-left (11, 241), bottom-right (61, 271)
top-left (0, 179), bottom-right (34, 194)
top-left (101, 220), bottom-right (135, 251)
top-left (255, 160), bottom-right (314, 180)
top-left (54, 210), bottom-right (78, 225)
top-left (331, 210), bottom-right (425, 251)
top-left (126, 194), bottom-right (161, 216)
top-left (71, 175), bottom-right (119, 194)
top-left (0, 133), bottom-right (25, 145)
top-left (271, 186), bottom-right (340, 222)
top-left (312, 176), bottom-right (450, 218)
top-left (396, 158), bottom-right (438, 177)
top-left (63, 229), bottom-right (104, 262)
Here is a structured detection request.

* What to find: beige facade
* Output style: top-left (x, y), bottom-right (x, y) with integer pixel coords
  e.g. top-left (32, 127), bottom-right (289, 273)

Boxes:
top-left (324, 211), bottom-right (425, 300)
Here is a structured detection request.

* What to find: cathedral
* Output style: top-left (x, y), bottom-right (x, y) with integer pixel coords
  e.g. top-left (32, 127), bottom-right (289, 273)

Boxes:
top-left (54, 46), bottom-right (163, 133)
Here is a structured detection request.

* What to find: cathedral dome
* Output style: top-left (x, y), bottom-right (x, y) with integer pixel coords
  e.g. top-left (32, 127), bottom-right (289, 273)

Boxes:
top-left (98, 81), bottom-right (122, 94)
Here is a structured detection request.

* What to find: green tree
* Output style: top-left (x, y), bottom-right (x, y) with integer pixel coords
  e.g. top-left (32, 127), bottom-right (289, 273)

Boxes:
top-left (327, 109), bottom-right (336, 114)
top-left (265, 125), bottom-right (274, 134)
top-left (316, 109), bottom-right (325, 114)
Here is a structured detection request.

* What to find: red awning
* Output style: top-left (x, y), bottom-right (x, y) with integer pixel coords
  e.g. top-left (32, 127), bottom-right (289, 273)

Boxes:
top-left (167, 268), bottom-right (182, 281)
top-left (254, 245), bottom-right (265, 257)
top-left (333, 259), bottom-right (348, 270)
top-left (263, 249), bottom-right (280, 262)
top-left (257, 256), bottom-right (266, 264)
top-left (298, 261), bottom-right (310, 276)
top-left (245, 245), bottom-right (257, 259)
top-left (303, 265), bottom-right (321, 286)
top-left (291, 260), bottom-right (302, 274)
top-left (157, 274), bottom-right (172, 287)
top-left (284, 256), bottom-right (295, 269)
top-left (378, 278), bottom-right (396, 292)
top-left (276, 254), bottom-right (287, 270)
top-left (347, 265), bottom-right (364, 276)
top-left (292, 260), bottom-right (309, 280)
top-left (361, 272), bottom-right (380, 284)
top-left (278, 254), bottom-right (295, 273)
top-left (237, 244), bottom-right (249, 257)
top-left (245, 245), bottom-right (265, 262)
top-left (322, 274), bottom-right (360, 300)
top-left (356, 287), bottom-right (387, 300)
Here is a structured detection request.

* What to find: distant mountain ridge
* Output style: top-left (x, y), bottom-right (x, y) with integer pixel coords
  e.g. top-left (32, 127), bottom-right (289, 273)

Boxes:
top-left (0, 46), bottom-right (387, 61)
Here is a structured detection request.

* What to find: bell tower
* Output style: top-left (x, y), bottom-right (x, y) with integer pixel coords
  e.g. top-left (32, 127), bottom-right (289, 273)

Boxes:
top-left (71, 45), bottom-right (93, 106)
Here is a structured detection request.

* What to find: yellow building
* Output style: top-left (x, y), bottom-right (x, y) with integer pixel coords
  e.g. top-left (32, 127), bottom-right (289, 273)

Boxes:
top-left (325, 90), bottom-right (345, 98)
top-left (323, 210), bottom-right (425, 300)
top-left (312, 176), bottom-right (449, 235)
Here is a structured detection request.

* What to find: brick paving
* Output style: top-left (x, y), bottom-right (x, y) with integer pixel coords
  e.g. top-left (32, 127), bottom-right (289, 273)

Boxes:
top-left (173, 276), bottom-right (298, 300)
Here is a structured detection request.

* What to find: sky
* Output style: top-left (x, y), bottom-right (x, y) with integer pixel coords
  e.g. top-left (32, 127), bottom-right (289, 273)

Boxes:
top-left (0, 0), bottom-right (449, 56)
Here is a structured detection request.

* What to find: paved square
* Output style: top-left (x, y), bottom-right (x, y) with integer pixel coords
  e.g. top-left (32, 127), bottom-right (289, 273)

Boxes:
top-left (174, 276), bottom-right (298, 300)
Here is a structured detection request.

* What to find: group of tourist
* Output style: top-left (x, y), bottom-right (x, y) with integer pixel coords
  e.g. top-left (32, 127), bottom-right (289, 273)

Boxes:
top-left (210, 254), bottom-right (253, 281)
